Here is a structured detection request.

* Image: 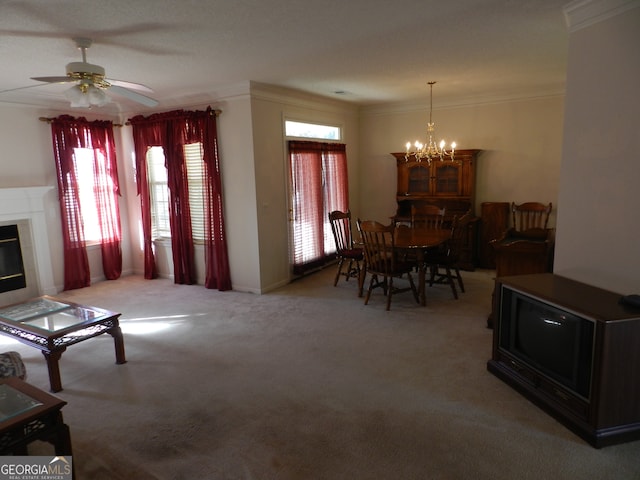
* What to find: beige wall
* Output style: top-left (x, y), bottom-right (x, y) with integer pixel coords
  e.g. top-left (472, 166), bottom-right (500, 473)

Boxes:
top-left (249, 83), bottom-right (360, 292)
top-left (358, 96), bottom-right (564, 226)
top-left (554, 5), bottom-right (640, 294)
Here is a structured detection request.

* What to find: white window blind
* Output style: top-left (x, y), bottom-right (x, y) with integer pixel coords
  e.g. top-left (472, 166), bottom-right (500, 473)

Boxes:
top-left (184, 143), bottom-right (205, 242)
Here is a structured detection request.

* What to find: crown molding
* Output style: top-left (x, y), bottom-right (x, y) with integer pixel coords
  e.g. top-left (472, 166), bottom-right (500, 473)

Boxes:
top-left (361, 90), bottom-right (565, 117)
top-left (563, 0), bottom-right (639, 32)
top-left (249, 81), bottom-right (358, 115)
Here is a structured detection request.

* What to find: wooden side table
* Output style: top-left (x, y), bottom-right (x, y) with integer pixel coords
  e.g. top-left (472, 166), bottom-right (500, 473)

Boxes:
top-left (486, 228), bottom-right (555, 328)
top-left (0, 377), bottom-right (73, 459)
top-left (478, 202), bottom-right (510, 268)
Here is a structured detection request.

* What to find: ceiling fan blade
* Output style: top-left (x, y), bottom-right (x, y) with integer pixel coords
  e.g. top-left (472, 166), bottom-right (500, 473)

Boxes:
top-left (107, 78), bottom-right (154, 93)
top-left (108, 85), bottom-right (158, 107)
top-left (0, 83), bottom-right (56, 94)
top-left (31, 76), bottom-right (74, 84)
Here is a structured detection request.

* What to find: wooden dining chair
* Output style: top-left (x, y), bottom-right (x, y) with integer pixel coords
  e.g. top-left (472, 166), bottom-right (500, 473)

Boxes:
top-left (511, 202), bottom-right (552, 232)
top-left (357, 219), bottom-right (419, 311)
top-left (425, 212), bottom-right (474, 299)
top-left (407, 204), bottom-right (447, 269)
top-left (328, 210), bottom-right (364, 291)
top-left (411, 204), bottom-right (446, 230)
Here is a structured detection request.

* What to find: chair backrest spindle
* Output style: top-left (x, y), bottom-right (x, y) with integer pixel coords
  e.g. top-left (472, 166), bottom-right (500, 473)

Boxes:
top-left (511, 202), bottom-right (552, 231)
top-left (411, 204), bottom-right (446, 229)
top-left (329, 210), bottom-right (356, 253)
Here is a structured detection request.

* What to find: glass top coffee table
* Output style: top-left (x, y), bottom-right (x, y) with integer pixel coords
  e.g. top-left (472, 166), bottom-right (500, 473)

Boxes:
top-left (0, 296), bottom-right (126, 392)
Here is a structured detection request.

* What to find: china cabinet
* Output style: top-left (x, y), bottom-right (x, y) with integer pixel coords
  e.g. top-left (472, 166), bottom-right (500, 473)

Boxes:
top-left (392, 149), bottom-right (479, 222)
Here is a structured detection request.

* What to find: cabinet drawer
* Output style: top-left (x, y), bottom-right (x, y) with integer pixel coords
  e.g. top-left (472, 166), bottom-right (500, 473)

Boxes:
top-left (537, 377), bottom-right (590, 420)
top-left (495, 350), bottom-right (590, 421)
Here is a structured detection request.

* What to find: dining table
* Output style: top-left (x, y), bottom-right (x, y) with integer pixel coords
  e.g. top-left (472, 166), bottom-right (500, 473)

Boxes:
top-left (394, 226), bottom-right (452, 306)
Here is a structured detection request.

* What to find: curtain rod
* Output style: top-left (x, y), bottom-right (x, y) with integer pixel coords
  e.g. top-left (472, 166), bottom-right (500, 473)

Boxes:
top-left (124, 108), bottom-right (222, 125)
top-left (39, 117), bottom-right (123, 127)
top-left (40, 109), bottom-right (222, 126)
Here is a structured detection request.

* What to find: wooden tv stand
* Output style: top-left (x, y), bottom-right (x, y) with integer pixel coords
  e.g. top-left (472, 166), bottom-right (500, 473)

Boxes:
top-left (487, 273), bottom-right (640, 448)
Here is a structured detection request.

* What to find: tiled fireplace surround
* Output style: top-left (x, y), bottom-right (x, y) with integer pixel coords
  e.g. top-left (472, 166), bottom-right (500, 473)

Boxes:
top-left (0, 187), bottom-right (56, 305)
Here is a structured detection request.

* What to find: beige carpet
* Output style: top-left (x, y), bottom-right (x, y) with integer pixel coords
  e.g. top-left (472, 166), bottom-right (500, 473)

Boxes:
top-left (3, 268), bottom-right (639, 479)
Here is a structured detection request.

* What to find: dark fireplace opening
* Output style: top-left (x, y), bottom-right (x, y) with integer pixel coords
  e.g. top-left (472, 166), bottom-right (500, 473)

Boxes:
top-left (0, 224), bottom-right (26, 294)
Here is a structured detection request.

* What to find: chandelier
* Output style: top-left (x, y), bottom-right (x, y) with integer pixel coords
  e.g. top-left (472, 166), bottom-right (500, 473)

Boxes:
top-left (405, 81), bottom-right (456, 162)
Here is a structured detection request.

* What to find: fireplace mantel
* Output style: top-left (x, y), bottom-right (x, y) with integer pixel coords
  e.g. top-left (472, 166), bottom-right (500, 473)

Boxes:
top-left (0, 187), bottom-right (56, 297)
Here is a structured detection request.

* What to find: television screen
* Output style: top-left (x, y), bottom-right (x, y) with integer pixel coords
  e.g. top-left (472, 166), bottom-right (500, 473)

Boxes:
top-left (514, 299), bottom-right (579, 382)
top-left (500, 288), bottom-right (595, 399)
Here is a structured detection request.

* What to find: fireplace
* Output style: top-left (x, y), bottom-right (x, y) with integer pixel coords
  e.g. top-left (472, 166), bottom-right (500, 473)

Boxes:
top-left (0, 224), bottom-right (27, 293)
top-left (0, 187), bottom-right (56, 305)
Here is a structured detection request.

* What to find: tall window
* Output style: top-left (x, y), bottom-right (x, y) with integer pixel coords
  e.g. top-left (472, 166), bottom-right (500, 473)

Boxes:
top-left (73, 148), bottom-right (120, 242)
top-left (129, 107), bottom-right (231, 290)
top-left (50, 115), bottom-right (122, 290)
top-left (146, 144), bottom-right (206, 242)
top-left (288, 140), bottom-right (349, 274)
top-left (146, 147), bottom-right (171, 239)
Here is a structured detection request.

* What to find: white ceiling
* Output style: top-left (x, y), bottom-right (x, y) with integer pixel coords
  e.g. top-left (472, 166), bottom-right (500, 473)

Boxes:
top-left (0, 0), bottom-right (570, 114)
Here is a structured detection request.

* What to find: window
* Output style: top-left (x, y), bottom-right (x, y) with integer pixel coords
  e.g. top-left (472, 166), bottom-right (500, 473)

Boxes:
top-left (72, 148), bottom-right (119, 243)
top-left (285, 120), bottom-right (346, 272)
top-left (146, 147), bottom-right (171, 239)
top-left (50, 115), bottom-right (122, 289)
top-left (288, 141), bottom-right (349, 274)
top-left (146, 144), bottom-right (206, 241)
top-left (285, 120), bottom-right (341, 140)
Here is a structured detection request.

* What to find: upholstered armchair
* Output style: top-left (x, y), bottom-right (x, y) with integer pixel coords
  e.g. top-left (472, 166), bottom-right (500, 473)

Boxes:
top-left (0, 351), bottom-right (27, 380)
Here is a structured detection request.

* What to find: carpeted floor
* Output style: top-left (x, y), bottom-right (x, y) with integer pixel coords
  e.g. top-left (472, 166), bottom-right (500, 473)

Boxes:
top-left (3, 268), bottom-right (639, 479)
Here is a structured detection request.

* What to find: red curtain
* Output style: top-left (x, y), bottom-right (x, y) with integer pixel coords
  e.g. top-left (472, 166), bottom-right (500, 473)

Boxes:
top-left (50, 115), bottom-right (122, 290)
top-left (129, 107), bottom-right (231, 290)
top-left (288, 141), bottom-right (349, 274)
top-left (129, 116), bottom-right (163, 279)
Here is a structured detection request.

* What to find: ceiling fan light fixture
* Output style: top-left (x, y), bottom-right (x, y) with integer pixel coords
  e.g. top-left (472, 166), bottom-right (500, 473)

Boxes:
top-left (64, 84), bottom-right (89, 107)
top-left (64, 83), bottom-right (109, 108)
top-left (87, 85), bottom-right (109, 106)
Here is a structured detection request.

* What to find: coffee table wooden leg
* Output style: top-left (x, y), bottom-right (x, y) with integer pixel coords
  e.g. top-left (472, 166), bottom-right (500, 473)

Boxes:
top-left (42, 348), bottom-right (65, 393)
top-left (42, 413), bottom-right (74, 479)
top-left (53, 421), bottom-right (73, 457)
top-left (108, 325), bottom-right (127, 364)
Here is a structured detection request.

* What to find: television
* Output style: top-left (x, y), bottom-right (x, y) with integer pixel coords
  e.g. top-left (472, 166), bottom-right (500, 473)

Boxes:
top-left (498, 285), bottom-right (595, 399)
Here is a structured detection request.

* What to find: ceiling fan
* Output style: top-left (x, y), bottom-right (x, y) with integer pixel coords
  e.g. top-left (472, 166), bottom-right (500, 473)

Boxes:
top-left (31, 37), bottom-right (158, 108)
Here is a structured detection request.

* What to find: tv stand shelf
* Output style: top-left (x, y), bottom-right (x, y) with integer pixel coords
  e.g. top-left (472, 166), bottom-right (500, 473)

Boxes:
top-left (487, 273), bottom-right (640, 448)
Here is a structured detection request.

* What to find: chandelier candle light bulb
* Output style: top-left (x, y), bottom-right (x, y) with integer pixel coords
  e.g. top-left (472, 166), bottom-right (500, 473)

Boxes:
top-left (404, 81), bottom-right (457, 163)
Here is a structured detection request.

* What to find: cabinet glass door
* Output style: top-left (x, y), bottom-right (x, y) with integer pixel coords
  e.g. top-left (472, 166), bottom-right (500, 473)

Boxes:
top-left (407, 165), bottom-right (430, 194)
top-left (433, 163), bottom-right (462, 195)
